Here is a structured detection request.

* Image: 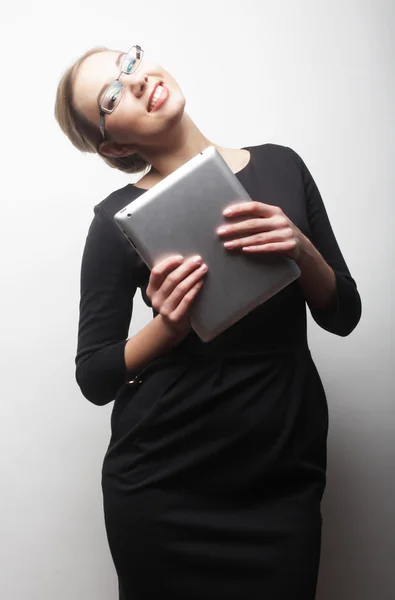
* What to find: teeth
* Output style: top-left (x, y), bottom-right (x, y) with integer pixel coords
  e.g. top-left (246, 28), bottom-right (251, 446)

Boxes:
top-left (149, 85), bottom-right (164, 111)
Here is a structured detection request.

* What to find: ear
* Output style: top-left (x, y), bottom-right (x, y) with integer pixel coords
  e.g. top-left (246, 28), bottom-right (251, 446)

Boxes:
top-left (98, 141), bottom-right (136, 158)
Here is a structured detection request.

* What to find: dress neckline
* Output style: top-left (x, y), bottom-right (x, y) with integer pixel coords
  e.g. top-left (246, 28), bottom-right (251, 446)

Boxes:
top-left (129, 146), bottom-right (253, 192)
top-left (234, 146), bottom-right (252, 178)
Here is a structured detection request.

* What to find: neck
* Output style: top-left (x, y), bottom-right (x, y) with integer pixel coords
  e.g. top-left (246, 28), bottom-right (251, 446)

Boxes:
top-left (136, 113), bottom-right (225, 179)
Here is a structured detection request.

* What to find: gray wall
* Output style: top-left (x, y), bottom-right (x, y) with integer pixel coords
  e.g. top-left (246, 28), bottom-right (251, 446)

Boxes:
top-left (1, 0), bottom-right (393, 598)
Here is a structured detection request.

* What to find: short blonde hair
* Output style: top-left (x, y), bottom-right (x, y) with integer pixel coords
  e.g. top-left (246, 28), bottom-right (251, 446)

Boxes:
top-left (54, 46), bottom-right (149, 175)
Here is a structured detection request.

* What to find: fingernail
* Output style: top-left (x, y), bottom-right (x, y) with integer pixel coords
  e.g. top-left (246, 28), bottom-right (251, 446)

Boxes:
top-left (175, 255), bottom-right (184, 261)
top-left (192, 255), bottom-right (202, 263)
top-left (217, 227), bottom-right (227, 234)
top-left (223, 208), bottom-right (232, 216)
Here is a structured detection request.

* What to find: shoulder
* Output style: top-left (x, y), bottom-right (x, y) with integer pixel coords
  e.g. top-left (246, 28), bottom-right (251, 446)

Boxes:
top-left (248, 143), bottom-right (305, 178)
top-left (251, 142), bottom-right (302, 162)
top-left (88, 183), bottom-right (143, 246)
top-left (84, 184), bottom-right (143, 262)
top-left (93, 183), bottom-right (142, 220)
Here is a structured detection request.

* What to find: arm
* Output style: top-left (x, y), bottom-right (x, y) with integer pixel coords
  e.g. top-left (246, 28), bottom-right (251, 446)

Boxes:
top-left (123, 314), bottom-right (188, 377)
top-left (75, 206), bottom-right (185, 406)
top-left (288, 147), bottom-right (362, 336)
top-left (295, 234), bottom-right (337, 309)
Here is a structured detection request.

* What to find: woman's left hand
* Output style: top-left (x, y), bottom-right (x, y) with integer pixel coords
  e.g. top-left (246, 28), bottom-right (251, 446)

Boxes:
top-left (216, 201), bottom-right (307, 262)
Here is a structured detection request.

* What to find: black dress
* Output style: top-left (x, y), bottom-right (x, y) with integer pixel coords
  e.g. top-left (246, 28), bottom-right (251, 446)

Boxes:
top-left (75, 144), bottom-right (361, 599)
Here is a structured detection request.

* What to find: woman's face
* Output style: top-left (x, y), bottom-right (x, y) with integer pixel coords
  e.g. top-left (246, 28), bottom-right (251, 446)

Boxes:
top-left (73, 50), bottom-right (186, 152)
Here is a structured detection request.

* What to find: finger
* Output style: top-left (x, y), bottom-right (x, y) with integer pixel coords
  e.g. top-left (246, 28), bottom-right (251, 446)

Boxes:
top-left (159, 255), bottom-right (203, 298)
top-left (169, 280), bottom-right (204, 323)
top-left (149, 254), bottom-right (185, 292)
top-left (217, 216), bottom-right (278, 238)
top-left (161, 263), bottom-right (207, 316)
top-left (241, 240), bottom-right (297, 253)
top-left (223, 201), bottom-right (280, 218)
top-left (224, 230), bottom-right (289, 249)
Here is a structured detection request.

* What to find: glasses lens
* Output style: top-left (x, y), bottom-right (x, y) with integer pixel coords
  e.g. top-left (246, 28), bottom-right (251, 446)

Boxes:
top-left (100, 81), bottom-right (123, 113)
top-left (121, 45), bottom-right (144, 74)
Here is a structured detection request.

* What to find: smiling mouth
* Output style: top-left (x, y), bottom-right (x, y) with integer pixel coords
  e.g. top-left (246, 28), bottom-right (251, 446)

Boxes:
top-left (148, 82), bottom-right (167, 112)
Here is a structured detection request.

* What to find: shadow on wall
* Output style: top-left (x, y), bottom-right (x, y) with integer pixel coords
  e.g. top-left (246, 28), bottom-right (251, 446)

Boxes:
top-left (316, 417), bottom-right (382, 600)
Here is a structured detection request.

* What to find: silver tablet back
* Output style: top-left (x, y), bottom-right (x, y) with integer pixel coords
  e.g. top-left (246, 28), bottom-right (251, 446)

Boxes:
top-left (114, 146), bottom-right (300, 342)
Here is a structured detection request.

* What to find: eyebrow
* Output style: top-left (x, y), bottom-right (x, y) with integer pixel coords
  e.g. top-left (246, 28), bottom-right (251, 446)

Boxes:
top-left (96, 52), bottom-right (125, 108)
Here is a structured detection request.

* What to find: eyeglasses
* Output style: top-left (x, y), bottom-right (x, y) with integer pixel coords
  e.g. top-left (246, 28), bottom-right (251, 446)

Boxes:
top-left (99, 44), bottom-right (144, 140)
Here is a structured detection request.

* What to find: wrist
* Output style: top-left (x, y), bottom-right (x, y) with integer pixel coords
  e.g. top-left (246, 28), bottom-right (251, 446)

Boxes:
top-left (295, 234), bottom-right (314, 269)
top-left (158, 314), bottom-right (191, 342)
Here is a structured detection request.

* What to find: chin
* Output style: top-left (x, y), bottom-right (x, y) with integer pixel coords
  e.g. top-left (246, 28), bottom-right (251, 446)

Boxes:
top-left (162, 89), bottom-right (186, 124)
top-left (174, 93), bottom-right (186, 116)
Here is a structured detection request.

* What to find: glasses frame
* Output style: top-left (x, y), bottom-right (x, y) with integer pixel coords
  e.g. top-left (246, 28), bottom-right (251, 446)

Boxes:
top-left (99, 44), bottom-right (144, 140)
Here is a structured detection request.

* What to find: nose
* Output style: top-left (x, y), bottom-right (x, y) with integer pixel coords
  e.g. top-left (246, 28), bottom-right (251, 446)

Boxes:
top-left (125, 70), bottom-right (149, 98)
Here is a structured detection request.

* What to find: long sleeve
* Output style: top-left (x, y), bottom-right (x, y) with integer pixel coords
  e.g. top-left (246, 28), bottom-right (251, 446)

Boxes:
top-left (288, 147), bottom-right (362, 336)
top-left (75, 205), bottom-right (137, 405)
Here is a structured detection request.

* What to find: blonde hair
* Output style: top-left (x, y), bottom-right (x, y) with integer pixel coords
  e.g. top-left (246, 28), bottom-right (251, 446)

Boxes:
top-left (54, 46), bottom-right (149, 175)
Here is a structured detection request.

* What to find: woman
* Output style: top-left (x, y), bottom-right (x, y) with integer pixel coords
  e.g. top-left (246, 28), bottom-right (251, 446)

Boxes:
top-left (55, 44), bottom-right (361, 599)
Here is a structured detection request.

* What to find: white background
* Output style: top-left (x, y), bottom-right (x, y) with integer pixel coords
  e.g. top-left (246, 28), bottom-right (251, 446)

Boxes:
top-left (1, 0), bottom-right (394, 598)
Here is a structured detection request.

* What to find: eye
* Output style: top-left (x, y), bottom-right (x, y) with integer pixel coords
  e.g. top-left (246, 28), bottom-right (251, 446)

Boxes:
top-left (101, 81), bottom-right (123, 112)
top-left (125, 59), bottom-right (136, 73)
top-left (108, 88), bottom-right (121, 107)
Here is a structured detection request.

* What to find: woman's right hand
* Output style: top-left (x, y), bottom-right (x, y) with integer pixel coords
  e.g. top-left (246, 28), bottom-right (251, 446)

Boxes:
top-left (146, 254), bottom-right (208, 337)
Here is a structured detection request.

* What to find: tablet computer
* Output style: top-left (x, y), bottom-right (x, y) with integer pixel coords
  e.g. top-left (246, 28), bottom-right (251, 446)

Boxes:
top-left (114, 146), bottom-right (300, 342)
